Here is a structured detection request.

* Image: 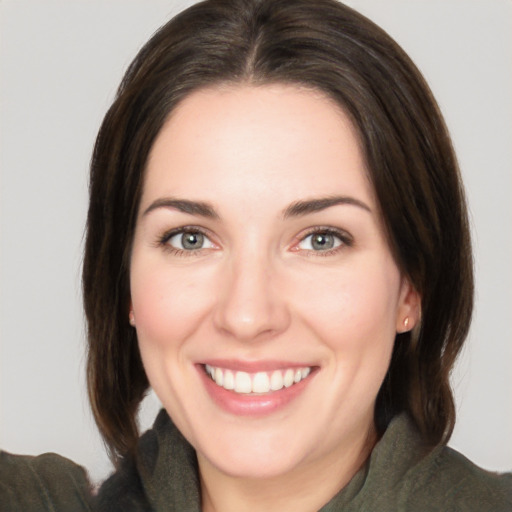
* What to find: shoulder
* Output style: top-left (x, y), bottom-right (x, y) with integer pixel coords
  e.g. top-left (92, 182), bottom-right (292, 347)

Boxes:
top-left (351, 415), bottom-right (512, 512)
top-left (399, 439), bottom-right (512, 511)
top-left (0, 449), bottom-right (93, 512)
top-left (410, 445), bottom-right (511, 511)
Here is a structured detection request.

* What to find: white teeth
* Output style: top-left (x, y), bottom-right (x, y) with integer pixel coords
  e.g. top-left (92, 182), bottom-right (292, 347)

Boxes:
top-left (252, 372), bottom-right (270, 393)
top-left (283, 369), bottom-right (294, 388)
top-left (234, 371), bottom-right (252, 393)
top-left (223, 369), bottom-right (235, 390)
top-left (214, 367), bottom-right (223, 387)
top-left (270, 370), bottom-right (284, 391)
top-left (205, 365), bottom-right (312, 394)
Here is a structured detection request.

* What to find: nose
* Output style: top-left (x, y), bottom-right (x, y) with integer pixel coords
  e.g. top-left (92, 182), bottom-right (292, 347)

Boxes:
top-left (213, 253), bottom-right (291, 341)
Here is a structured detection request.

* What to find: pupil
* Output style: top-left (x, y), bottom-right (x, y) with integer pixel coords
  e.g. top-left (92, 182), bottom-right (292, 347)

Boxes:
top-left (182, 232), bottom-right (203, 249)
top-left (312, 233), bottom-right (334, 250)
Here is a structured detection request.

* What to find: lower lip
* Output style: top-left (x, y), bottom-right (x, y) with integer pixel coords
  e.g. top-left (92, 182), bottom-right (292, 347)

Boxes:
top-left (197, 366), bottom-right (315, 416)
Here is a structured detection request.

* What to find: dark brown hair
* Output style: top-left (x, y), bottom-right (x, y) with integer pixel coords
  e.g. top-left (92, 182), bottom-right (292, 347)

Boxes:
top-left (83, 0), bottom-right (473, 464)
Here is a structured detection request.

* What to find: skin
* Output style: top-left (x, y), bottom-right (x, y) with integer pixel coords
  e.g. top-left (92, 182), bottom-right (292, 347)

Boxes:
top-left (130, 84), bottom-right (420, 512)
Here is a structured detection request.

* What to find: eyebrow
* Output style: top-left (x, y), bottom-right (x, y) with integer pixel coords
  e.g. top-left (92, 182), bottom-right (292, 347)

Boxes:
top-left (142, 198), bottom-right (219, 218)
top-left (283, 196), bottom-right (372, 218)
top-left (142, 195), bottom-right (371, 220)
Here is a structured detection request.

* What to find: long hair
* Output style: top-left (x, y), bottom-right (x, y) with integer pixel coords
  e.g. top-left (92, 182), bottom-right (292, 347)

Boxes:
top-left (83, 0), bottom-right (473, 464)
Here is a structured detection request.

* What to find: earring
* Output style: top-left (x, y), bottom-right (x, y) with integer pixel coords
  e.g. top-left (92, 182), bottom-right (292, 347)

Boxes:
top-left (129, 311), bottom-right (136, 326)
top-left (403, 317), bottom-right (409, 329)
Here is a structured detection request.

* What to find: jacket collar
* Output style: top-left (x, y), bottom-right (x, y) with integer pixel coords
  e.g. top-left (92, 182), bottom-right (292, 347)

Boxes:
top-left (135, 410), bottom-right (427, 511)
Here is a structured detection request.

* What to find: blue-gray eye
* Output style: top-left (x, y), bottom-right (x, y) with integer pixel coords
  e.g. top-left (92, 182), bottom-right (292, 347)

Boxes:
top-left (167, 231), bottom-right (214, 250)
top-left (298, 232), bottom-right (343, 251)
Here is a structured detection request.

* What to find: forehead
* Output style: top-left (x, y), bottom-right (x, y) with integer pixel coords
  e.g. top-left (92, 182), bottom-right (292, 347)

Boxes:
top-left (142, 84), bottom-right (374, 209)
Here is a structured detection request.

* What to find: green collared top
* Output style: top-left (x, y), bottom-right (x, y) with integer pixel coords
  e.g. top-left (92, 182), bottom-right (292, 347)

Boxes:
top-left (1, 411), bottom-right (511, 511)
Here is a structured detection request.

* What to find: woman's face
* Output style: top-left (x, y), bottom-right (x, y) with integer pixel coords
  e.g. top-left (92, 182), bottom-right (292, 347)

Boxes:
top-left (130, 84), bottom-right (418, 480)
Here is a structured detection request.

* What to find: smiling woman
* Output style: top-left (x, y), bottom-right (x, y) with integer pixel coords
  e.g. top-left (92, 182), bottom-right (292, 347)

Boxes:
top-left (129, 85), bottom-right (418, 494)
top-left (1, 0), bottom-right (511, 511)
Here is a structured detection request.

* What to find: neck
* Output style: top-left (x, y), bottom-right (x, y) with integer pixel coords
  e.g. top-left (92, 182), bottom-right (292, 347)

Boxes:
top-left (198, 425), bottom-right (376, 512)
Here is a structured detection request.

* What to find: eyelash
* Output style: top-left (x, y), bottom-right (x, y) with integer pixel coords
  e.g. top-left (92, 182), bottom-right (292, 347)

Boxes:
top-left (294, 227), bottom-right (353, 256)
top-left (156, 226), bottom-right (353, 257)
top-left (157, 226), bottom-right (214, 257)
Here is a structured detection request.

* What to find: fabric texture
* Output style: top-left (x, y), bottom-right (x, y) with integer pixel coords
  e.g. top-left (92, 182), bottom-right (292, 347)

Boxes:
top-left (1, 411), bottom-right (511, 511)
top-left (0, 451), bottom-right (93, 511)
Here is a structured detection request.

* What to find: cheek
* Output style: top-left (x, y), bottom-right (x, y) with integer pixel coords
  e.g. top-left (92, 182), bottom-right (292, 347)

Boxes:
top-left (293, 259), bottom-right (401, 352)
top-left (130, 261), bottom-right (215, 347)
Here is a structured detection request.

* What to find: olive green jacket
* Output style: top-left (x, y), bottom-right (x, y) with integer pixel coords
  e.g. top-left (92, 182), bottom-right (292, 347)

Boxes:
top-left (1, 411), bottom-right (511, 511)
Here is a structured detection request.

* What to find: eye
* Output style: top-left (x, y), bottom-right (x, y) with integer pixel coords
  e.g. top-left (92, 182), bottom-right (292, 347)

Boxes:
top-left (165, 229), bottom-right (214, 251)
top-left (297, 229), bottom-right (349, 252)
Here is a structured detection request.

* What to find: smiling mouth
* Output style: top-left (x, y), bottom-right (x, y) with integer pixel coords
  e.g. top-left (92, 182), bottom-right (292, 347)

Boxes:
top-left (204, 364), bottom-right (312, 394)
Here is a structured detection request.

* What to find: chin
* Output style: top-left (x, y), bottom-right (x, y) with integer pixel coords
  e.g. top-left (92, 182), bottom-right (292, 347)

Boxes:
top-left (200, 445), bottom-right (306, 480)
top-left (191, 418), bottom-right (320, 480)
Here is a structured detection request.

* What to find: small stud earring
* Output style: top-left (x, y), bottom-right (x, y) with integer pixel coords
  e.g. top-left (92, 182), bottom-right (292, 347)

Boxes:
top-left (129, 311), bottom-right (136, 326)
top-left (403, 317), bottom-right (409, 329)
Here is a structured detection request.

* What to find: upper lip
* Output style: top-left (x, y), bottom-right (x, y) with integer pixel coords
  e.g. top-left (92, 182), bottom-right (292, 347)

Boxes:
top-left (199, 359), bottom-right (317, 372)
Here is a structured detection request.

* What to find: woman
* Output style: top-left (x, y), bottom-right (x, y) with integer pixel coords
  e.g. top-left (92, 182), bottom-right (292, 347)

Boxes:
top-left (1, 0), bottom-right (510, 510)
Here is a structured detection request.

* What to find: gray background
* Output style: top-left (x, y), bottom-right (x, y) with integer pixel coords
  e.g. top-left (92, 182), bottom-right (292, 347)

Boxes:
top-left (1, 0), bottom-right (511, 483)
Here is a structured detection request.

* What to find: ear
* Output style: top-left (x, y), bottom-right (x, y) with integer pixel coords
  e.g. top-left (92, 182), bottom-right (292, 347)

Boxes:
top-left (128, 300), bottom-right (136, 326)
top-left (396, 278), bottom-right (421, 333)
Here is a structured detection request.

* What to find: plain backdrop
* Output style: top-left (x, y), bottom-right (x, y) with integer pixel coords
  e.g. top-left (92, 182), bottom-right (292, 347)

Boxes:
top-left (1, 0), bottom-right (511, 483)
